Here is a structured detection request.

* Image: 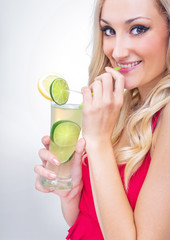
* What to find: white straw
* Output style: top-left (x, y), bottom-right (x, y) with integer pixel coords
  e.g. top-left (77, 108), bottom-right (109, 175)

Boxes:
top-left (63, 89), bottom-right (82, 94)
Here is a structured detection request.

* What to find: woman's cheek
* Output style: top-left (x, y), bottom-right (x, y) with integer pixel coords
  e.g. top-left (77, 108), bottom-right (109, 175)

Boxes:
top-left (103, 40), bottom-right (113, 60)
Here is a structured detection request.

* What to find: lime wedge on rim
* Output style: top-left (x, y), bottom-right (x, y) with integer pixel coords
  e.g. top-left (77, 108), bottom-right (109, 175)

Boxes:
top-left (50, 78), bottom-right (69, 105)
top-left (37, 72), bottom-right (64, 101)
top-left (50, 120), bottom-right (81, 163)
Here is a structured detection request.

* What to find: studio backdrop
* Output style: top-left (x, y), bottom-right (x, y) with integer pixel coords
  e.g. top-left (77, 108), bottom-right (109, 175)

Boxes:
top-left (0, 0), bottom-right (94, 239)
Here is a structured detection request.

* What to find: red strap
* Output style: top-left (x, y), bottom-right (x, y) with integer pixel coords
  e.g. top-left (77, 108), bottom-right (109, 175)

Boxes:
top-left (151, 109), bottom-right (162, 132)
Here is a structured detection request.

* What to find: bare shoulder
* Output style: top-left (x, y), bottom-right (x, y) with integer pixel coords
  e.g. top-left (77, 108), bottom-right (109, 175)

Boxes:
top-left (151, 102), bottom-right (170, 156)
top-left (152, 102), bottom-right (170, 164)
top-left (156, 102), bottom-right (170, 143)
top-left (139, 101), bottom-right (170, 200)
top-left (161, 101), bottom-right (170, 119)
top-left (135, 103), bottom-right (170, 239)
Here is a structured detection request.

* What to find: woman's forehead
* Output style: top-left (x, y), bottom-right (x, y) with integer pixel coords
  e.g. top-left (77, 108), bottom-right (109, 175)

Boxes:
top-left (100, 0), bottom-right (161, 22)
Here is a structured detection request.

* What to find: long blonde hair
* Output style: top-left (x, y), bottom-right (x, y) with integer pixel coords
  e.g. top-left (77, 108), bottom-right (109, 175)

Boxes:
top-left (88, 0), bottom-right (170, 190)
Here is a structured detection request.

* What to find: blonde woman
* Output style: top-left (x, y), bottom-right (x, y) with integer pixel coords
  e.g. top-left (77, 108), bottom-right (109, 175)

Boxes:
top-left (34, 0), bottom-right (170, 239)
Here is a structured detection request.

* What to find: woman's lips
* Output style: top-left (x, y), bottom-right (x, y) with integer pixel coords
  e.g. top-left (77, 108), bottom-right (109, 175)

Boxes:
top-left (118, 61), bottom-right (142, 73)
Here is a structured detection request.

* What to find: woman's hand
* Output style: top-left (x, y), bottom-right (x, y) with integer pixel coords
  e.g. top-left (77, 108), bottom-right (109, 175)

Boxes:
top-left (34, 136), bottom-right (86, 200)
top-left (81, 67), bottom-right (125, 145)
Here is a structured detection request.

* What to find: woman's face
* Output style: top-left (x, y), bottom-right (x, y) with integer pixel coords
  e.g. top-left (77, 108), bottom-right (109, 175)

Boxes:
top-left (100, 0), bottom-right (169, 97)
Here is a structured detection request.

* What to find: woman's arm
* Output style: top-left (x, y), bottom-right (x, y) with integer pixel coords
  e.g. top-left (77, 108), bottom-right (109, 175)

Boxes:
top-left (82, 67), bottom-right (136, 239)
top-left (82, 67), bottom-right (170, 239)
top-left (60, 183), bottom-right (82, 226)
top-left (134, 102), bottom-right (170, 240)
top-left (86, 141), bottom-right (136, 240)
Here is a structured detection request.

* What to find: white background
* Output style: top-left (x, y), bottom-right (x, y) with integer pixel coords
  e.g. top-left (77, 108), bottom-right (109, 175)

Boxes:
top-left (0, 0), bottom-right (94, 239)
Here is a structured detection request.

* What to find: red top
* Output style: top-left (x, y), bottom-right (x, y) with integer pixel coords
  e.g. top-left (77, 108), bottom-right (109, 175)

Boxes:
top-left (66, 110), bottom-right (161, 240)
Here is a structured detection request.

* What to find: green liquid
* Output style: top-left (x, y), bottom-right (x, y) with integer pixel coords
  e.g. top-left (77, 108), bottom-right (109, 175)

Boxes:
top-left (50, 103), bottom-right (82, 161)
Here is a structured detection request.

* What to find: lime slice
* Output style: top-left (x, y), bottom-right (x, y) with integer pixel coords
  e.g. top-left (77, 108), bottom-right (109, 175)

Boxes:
top-left (50, 120), bottom-right (81, 163)
top-left (37, 72), bottom-right (64, 100)
top-left (50, 78), bottom-right (69, 105)
top-left (114, 66), bottom-right (121, 71)
top-left (78, 102), bottom-right (83, 109)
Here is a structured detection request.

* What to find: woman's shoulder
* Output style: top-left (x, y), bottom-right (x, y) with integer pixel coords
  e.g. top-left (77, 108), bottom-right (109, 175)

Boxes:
top-left (159, 101), bottom-right (170, 130)
top-left (150, 102), bottom-right (170, 158)
top-left (156, 101), bottom-right (170, 130)
top-left (162, 101), bottom-right (170, 116)
top-left (153, 102), bottom-right (170, 151)
top-left (135, 105), bottom-right (170, 240)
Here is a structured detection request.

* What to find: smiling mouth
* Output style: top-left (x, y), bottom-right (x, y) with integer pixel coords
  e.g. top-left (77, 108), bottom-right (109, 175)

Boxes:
top-left (117, 61), bottom-right (142, 69)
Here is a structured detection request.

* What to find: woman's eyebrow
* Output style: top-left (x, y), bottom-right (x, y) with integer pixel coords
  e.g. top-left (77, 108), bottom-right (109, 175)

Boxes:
top-left (100, 16), bottom-right (151, 25)
top-left (125, 16), bottom-right (151, 24)
top-left (100, 19), bottom-right (110, 24)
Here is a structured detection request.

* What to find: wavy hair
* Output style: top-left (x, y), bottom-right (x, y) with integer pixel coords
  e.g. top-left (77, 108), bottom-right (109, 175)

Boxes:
top-left (88, 0), bottom-right (170, 190)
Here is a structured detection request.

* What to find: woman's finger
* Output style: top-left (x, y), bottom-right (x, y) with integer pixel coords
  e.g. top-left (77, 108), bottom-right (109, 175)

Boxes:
top-left (90, 79), bottom-right (103, 107)
top-left (105, 67), bottom-right (124, 106)
top-left (100, 73), bottom-right (113, 103)
top-left (35, 175), bottom-right (53, 193)
top-left (72, 138), bottom-right (86, 182)
top-left (34, 164), bottom-right (57, 180)
top-left (74, 138), bottom-right (86, 165)
top-left (81, 86), bottom-right (92, 111)
top-left (41, 136), bottom-right (50, 149)
top-left (38, 148), bottom-right (60, 166)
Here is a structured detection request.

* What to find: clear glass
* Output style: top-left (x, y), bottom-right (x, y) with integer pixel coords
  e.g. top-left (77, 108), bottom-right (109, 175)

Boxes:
top-left (40, 102), bottom-right (82, 190)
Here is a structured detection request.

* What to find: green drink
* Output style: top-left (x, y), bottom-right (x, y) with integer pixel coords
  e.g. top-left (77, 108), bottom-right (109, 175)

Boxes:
top-left (40, 102), bottom-right (82, 190)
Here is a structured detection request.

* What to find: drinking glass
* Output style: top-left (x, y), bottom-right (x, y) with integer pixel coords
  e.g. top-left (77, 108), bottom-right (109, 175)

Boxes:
top-left (40, 92), bottom-right (82, 190)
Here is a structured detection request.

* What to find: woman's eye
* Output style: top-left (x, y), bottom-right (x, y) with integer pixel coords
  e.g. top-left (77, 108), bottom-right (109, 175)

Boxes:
top-left (131, 25), bottom-right (150, 35)
top-left (101, 26), bottom-right (115, 36)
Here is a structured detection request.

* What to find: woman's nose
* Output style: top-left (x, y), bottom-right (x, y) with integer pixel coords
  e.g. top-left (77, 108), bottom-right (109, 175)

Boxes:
top-left (112, 37), bottom-right (129, 62)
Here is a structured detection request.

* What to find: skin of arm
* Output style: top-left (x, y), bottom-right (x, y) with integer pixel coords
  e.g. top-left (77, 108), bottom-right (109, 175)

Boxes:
top-left (87, 142), bottom-right (136, 240)
top-left (134, 102), bottom-right (170, 240)
top-left (60, 182), bottom-right (83, 227)
top-left (82, 67), bottom-right (170, 239)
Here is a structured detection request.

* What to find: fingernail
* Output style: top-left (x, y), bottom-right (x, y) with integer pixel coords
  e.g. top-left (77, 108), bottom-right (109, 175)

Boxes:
top-left (52, 158), bottom-right (60, 165)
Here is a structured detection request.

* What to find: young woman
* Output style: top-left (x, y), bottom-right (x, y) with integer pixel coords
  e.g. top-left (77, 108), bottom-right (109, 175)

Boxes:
top-left (34, 0), bottom-right (170, 239)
